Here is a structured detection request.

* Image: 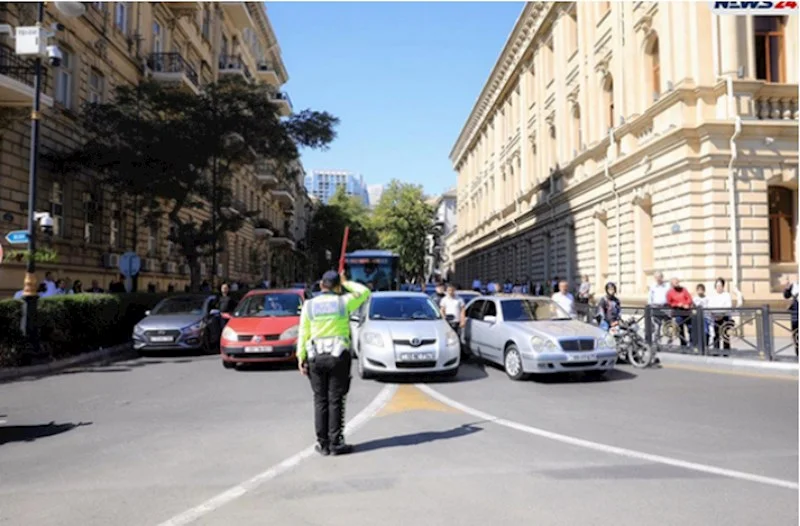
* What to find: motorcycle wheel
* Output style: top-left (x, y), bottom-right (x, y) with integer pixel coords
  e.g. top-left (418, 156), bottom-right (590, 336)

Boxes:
top-left (627, 341), bottom-right (654, 368)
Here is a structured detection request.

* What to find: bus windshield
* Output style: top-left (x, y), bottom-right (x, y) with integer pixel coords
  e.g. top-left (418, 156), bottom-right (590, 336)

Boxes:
top-left (345, 254), bottom-right (398, 291)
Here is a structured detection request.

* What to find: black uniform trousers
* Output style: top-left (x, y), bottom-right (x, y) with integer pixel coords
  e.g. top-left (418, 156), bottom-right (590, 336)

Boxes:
top-left (308, 350), bottom-right (352, 446)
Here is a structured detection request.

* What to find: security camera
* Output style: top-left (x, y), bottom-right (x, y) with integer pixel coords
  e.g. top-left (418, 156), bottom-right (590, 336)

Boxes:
top-left (34, 212), bottom-right (54, 236)
top-left (46, 45), bottom-right (63, 67)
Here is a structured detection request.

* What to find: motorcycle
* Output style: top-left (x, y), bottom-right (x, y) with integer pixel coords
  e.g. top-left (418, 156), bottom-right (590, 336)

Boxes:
top-left (608, 318), bottom-right (655, 368)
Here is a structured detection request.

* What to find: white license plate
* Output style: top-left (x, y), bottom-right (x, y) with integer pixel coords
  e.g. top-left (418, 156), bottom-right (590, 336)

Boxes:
top-left (150, 336), bottom-right (174, 343)
top-left (398, 352), bottom-right (435, 361)
top-left (246, 346), bottom-right (273, 353)
top-left (567, 353), bottom-right (597, 362)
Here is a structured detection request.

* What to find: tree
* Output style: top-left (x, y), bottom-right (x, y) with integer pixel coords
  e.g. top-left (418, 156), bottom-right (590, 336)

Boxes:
top-left (372, 180), bottom-right (434, 281)
top-left (52, 77), bottom-right (339, 290)
top-left (306, 186), bottom-right (378, 277)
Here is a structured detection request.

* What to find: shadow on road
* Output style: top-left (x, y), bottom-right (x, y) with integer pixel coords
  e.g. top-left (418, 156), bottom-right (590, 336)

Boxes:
top-left (354, 422), bottom-right (483, 453)
top-left (375, 360), bottom-right (489, 385)
top-left (233, 362), bottom-right (298, 373)
top-left (54, 355), bottom-right (217, 376)
top-left (0, 421), bottom-right (92, 446)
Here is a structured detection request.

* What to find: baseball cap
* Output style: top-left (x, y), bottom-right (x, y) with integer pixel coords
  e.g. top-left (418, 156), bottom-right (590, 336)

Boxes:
top-left (321, 270), bottom-right (340, 288)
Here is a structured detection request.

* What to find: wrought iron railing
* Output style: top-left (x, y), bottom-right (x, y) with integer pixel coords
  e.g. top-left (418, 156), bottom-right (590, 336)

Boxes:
top-left (147, 52), bottom-right (199, 88)
top-left (0, 44), bottom-right (48, 91)
top-left (218, 54), bottom-right (252, 81)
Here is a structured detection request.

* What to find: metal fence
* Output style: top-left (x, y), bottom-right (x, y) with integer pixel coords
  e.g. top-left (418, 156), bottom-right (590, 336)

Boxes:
top-left (575, 303), bottom-right (797, 363)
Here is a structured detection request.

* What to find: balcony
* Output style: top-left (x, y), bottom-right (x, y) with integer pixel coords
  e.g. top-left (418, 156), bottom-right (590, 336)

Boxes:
top-left (269, 222), bottom-right (295, 249)
top-left (0, 45), bottom-right (53, 107)
top-left (166, 2), bottom-right (200, 16)
top-left (271, 185), bottom-right (295, 209)
top-left (255, 160), bottom-right (278, 186)
top-left (218, 54), bottom-right (253, 83)
top-left (255, 62), bottom-right (279, 85)
top-left (252, 218), bottom-right (274, 239)
top-left (147, 53), bottom-right (200, 95)
top-left (224, 198), bottom-right (248, 216)
top-left (223, 2), bottom-right (255, 28)
top-left (270, 91), bottom-right (292, 116)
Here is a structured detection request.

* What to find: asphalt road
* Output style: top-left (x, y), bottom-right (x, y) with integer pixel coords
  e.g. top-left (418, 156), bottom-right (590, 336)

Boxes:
top-left (0, 356), bottom-right (797, 526)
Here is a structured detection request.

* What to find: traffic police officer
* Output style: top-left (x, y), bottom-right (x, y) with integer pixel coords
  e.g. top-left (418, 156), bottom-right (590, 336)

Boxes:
top-left (297, 269), bottom-right (371, 456)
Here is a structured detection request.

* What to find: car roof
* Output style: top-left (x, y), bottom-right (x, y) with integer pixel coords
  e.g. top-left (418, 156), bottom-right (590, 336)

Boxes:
top-left (243, 289), bottom-right (304, 297)
top-left (371, 291), bottom-right (430, 299)
top-left (473, 294), bottom-right (548, 301)
top-left (161, 294), bottom-right (211, 300)
top-left (347, 249), bottom-right (395, 257)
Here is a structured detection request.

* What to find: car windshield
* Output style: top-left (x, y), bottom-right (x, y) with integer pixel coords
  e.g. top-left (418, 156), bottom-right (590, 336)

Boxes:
top-left (151, 297), bottom-right (206, 315)
top-left (369, 296), bottom-right (441, 321)
top-left (501, 299), bottom-right (572, 321)
top-left (234, 293), bottom-right (302, 318)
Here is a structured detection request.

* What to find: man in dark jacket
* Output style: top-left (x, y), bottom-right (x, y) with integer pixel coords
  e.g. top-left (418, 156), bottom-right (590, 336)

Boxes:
top-left (783, 278), bottom-right (798, 355)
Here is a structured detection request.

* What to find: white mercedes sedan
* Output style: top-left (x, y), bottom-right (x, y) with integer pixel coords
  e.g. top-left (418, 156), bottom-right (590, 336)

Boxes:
top-left (349, 292), bottom-right (461, 379)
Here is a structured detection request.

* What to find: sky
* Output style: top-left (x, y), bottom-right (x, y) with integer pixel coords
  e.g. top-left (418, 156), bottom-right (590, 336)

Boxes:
top-left (266, 1), bottom-right (524, 197)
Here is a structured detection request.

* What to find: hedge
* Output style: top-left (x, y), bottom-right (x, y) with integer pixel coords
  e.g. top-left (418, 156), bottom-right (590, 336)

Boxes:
top-left (0, 291), bottom-right (245, 367)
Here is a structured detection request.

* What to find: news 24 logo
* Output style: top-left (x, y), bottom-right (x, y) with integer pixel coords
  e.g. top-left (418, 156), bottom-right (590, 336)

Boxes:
top-left (712, 1), bottom-right (799, 14)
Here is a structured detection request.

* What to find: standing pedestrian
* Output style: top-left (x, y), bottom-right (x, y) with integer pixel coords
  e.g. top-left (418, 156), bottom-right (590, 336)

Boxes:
top-left (782, 277), bottom-right (798, 356)
top-left (666, 278), bottom-right (693, 347)
top-left (707, 277), bottom-right (737, 354)
top-left (693, 284), bottom-right (711, 348)
top-left (297, 269), bottom-right (371, 456)
top-left (552, 280), bottom-right (576, 318)
top-left (647, 272), bottom-right (670, 341)
top-left (578, 275), bottom-right (592, 304)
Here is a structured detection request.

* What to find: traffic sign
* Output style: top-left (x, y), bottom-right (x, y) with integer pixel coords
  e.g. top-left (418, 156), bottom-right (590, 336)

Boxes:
top-left (5, 230), bottom-right (29, 244)
top-left (119, 252), bottom-right (141, 277)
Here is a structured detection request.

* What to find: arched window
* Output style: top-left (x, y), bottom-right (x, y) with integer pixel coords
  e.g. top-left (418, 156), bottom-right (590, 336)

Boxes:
top-left (754, 16), bottom-right (785, 83)
top-left (648, 36), bottom-right (661, 99)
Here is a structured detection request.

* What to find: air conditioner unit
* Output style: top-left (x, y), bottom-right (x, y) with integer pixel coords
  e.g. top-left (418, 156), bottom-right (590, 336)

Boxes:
top-left (102, 253), bottom-right (120, 269)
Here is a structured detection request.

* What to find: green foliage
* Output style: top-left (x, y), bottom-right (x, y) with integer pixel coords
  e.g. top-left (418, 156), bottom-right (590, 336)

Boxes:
top-left (50, 77), bottom-right (339, 290)
top-left (307, 186), bottom-right (379, 277)
top-left (3, 248), bottom-right (58, 263)
top-left (372, 180), bottom-right (434, 280)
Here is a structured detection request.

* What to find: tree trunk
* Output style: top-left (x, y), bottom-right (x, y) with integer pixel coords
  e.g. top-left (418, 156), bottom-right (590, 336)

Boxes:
top-left (188, 255), bottom-right (201, 293)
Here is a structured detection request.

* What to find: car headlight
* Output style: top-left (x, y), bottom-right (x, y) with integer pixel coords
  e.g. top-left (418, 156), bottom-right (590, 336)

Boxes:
top-left (530, 336), bottom-right (559, 353)
top-left (598, 333), bottom-right (616, 349)
top-left (446, 331), bottom-right (459, 347)
top-left (182, 321), bottom-right (205, 333)
top-left (221, 326), bottom-right (238, 341)
top-left (362, 332), bottom-right (384, 347)
top-left (133, 325), bottom-right (144, 336)
top-left (280, 325), bottom-right (299, 340)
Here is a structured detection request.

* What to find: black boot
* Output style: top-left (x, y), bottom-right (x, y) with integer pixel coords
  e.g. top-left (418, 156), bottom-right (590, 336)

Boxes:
top-left (330, 439), bottom-right (353, 456)
top-left (314, 442), bottom-right (330, 456)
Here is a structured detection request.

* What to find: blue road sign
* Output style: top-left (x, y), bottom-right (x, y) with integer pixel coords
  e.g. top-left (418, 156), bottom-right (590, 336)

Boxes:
top-left (119, 252), bottom-right (142, 277)
top-left (5, 230), bottom-right (29, 244)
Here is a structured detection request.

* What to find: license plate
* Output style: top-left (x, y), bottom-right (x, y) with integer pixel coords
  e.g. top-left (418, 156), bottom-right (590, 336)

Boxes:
top-left (398, 352), bottom-right (435, 361)
top-left (567, 353), bottom-right (597, 362)
top-left (150, 336), bottom-right (174, 343)
top-left (246, 346), bottom-right (273, 353)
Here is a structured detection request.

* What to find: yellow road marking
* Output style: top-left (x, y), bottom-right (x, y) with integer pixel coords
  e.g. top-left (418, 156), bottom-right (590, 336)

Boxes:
top-left (377, 384), bottom-right (460, 416)
top-left (662, 364), bottom-right (798, 382)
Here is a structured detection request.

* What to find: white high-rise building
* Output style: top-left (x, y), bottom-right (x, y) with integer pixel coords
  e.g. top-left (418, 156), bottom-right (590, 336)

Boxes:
top-left (367, 184), bottom-right (384, 209)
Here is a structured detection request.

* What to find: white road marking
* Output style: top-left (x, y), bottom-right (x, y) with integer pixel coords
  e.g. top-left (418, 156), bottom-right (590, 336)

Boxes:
top-left (0, 420), bottom-right (6, 425)
top-left (156, 384), bottom-right (397, 526)
top-left (416, 384), bottom-right (799, 491)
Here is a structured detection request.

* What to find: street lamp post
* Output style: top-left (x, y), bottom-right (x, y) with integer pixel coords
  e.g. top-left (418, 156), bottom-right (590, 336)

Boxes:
top-left (17, 1), bottom-right (86, 365)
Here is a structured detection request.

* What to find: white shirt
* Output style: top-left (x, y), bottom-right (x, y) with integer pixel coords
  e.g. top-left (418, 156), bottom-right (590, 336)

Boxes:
top-left (551, 292), bottom-right (575, 317)
top-left (706, 291), bottom-right (733, 310)
top-left (648, 282), bottom-right (670, 305)
top-left (439, 296), bottom-right (464, 318)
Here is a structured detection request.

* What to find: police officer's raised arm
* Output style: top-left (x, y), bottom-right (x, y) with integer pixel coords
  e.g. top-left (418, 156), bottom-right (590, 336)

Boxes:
top-left (296, 302), bottom-right (311, 375)
top-left (340, 269), bottom-right (371, 314)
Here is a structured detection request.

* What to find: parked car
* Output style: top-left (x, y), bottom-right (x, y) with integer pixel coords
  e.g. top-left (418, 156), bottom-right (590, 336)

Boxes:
top-left (219, 289), bottom-right (308, 369)
top-left (132, 295), bottom-right (222, 354)
top-left (456, 290), bottom-right (480, 305)
top-left (462, 295), bottom-right (617, 380)
top-left (349, 291), bottom-right (460, 379)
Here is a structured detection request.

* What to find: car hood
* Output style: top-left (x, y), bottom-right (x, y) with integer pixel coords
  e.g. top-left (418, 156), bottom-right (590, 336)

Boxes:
top-left (365, 319), bottom-right (449, 342)
top-left (226, 315), bottom-right (300, 335)
top-left (136, 314), bottom-right (204, 331)
top-left (512, 319), bottom-right (606, 340)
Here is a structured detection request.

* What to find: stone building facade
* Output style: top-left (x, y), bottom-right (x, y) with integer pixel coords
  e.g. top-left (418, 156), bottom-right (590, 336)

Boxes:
top-left (0, 2), bottom-right (308, 295)
top-left (450, 2), bottom-right (798, 306)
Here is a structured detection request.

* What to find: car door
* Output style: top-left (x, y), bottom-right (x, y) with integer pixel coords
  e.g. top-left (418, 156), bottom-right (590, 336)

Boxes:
top-left (462, 300), bottom-right (485, 352)
top-left (205, 296), bottom-right (222, 344)
top-left (478, 300), bottom-right (503, 363)
top-left (349, 301), bottom-right (367, 355)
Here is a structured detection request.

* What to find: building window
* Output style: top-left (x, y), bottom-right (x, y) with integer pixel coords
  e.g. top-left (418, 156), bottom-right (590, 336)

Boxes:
top-left (648, 36), bottom-right (661, 99)
top-left (202, 8), bottom-right (211, 40)
top-left (55, 48), bottom-right (73, 108)
top-left (88, 69), bottom-right (104, 104)
top-left (83, 192), bottom-right (97, 243)
top-left (572, 104), bottom-right (582, 153)
top-left (147, 224), bottom-right (157, 256)
top-left (109, 201), bottom-right (120, 248)
top-left (769, 186), bottom-right (796, 263)
top-left (604, 76), bottom-right (614, 130)
top-left (153, 21), bottom-right (162, 53)
top-left (115, 2), bottom-right (128, 32)
top-left (167, 222), bottom-right (178, 257)
top-left (754, 16), bottom-right (785, 83)
top-left (50, 182), bottom-right (64, 237)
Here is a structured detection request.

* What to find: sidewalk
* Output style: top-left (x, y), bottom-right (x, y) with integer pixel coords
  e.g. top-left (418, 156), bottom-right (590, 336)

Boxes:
top-left (657, 351), bottom-right (798, 378)
top-left (0, 343), bottom-right (135, 383)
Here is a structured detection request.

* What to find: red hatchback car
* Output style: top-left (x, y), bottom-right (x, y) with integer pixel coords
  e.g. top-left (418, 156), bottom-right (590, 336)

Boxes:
top-left (220, 289), bottom-right (309, 369)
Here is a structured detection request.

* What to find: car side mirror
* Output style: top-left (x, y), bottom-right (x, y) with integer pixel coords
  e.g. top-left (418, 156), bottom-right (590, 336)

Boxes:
top-left (349, 314), bottom-right (360, 322)
top-left (210, 309), bottom-right (220, 317)
top-left (222, 312), bottom-right (232, 320)
top-left (483, 315), bottom-right (497, 324)
top-left (144, 310), bottom-right (150, 316)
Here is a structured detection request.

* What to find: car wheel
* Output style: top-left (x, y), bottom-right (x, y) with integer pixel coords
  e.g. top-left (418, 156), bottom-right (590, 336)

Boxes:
top-left (357, 354), bottom-right (373, 380)
top-left (504, 345), bottom-right (526, 381)
top-left (222, 360), bottom-right (236, 370)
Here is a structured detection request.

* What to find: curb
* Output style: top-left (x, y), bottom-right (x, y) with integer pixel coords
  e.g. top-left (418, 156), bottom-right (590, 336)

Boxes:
top-left (658, 352), bottom-right (798, 378)
top-left (0, 343), bottom-right (137, 383)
